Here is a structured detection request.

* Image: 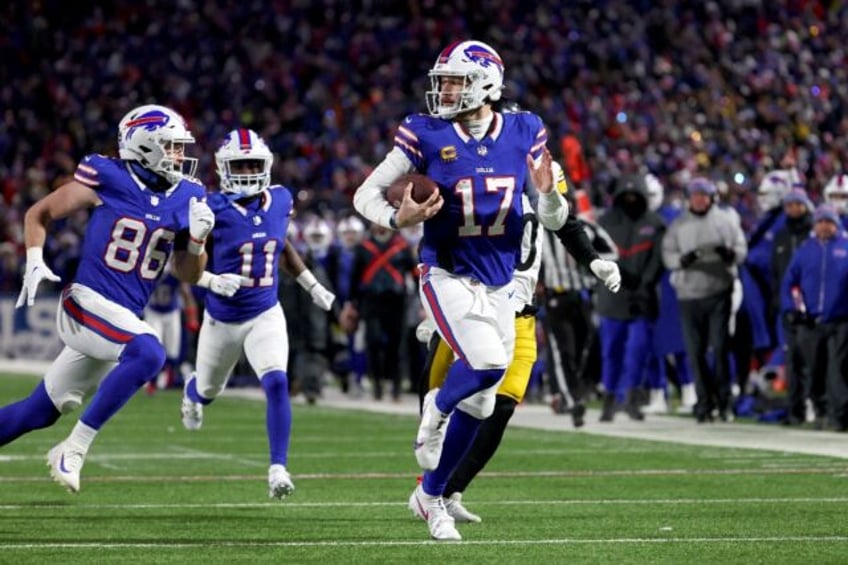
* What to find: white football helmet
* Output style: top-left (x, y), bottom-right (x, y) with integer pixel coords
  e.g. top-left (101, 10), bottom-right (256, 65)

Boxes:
top-left (303, 218), bottom-right (334, 258)
top-left (644, 173), bottom-right (664, 212)
top-left (337, 216), bottom-right (365, 249)
top-left (426, 40), bottom-right (505, 119)
top-left (824, 175), bottom-right (848, 215)
top-left (215, 129), bottom-right (273, 198)
top-left (756, 169), bottom-right (794, 212)
top-left (118, 104), bottom-right (197, 184)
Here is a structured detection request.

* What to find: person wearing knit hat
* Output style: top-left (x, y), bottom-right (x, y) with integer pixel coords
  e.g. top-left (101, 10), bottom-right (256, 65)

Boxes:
top-left (771, 188), bottom-right (814, 426)
top-left (781, 201), bottom-right (848, 431)
top-left (782, 188), bottom-right (814, 210)
top-left (662, 175), bottom-right (748, 423)
top-left (813, 203), bottom-right (841, 227)
top-left (687, 177), bottom-right (718, 197)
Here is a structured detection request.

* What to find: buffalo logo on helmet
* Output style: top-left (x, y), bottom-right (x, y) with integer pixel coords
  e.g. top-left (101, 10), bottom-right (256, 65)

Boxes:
top-left (123, 110), bottom-right (171, 139)
top-left (463, 45), bottom-right (503, 72)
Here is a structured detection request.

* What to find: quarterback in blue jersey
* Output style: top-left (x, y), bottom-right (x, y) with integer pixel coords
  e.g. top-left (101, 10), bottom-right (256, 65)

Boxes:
top-left (353, 39), bottom-right (569, 540)
top-left (0, 104), bottom-right (215, 493)
top-left (179, 129), bottom-right (335, 499)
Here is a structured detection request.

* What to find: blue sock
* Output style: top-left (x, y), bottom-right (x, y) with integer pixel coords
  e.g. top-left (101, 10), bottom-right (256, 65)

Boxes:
top-left (260, 371), bottom-right (291, 466)
top-left (186, 378), bottom-right (214, 405)
top-left (80, 334), bottom-right (165, 430)
top-left (0, 381), bottom-right (61, 446)
top-left (422, 408), bottom-right (481, 496)
top-left (435, 363), bottom-right (503, 414)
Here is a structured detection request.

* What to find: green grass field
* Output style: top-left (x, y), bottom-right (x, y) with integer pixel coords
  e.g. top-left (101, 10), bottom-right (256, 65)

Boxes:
top-left (1, 373), bottom-right (847, 564)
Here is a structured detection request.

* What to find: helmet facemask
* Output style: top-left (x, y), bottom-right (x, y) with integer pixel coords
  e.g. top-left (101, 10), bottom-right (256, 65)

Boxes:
top-left (219, 157), bottom-right (272, 198)
top-left (215, 129), bottom-right (273, 198)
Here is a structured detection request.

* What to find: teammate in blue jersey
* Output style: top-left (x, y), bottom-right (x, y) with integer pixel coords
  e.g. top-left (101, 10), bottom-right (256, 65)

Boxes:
top-left (0, 104), bottom-right (215, 493)
top-left (143, 266), bottom-right (200, 393)
top-left (179, 128), bottom-right (335, 500)
top-left (353, 39), bottom-right (569, 540)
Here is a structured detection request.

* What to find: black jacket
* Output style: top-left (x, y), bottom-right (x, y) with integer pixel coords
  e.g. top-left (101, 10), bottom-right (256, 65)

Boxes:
top-left (770, 213), bottom-right (813, 313)
top-left (595, 175), bottom-right (666, 320)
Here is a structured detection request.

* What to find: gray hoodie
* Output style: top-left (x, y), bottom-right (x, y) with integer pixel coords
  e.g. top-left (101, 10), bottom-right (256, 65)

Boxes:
top-left (662, 205), bottom-right (747, 300)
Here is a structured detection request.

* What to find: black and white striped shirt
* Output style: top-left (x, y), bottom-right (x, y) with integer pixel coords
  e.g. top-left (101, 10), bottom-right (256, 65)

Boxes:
top-left (542, 219), bottom-right (618, 293)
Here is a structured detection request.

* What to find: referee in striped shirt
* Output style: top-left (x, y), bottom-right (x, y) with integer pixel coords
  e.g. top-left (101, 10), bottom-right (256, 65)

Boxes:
top-left (542, 206), bottom-right (618, 427)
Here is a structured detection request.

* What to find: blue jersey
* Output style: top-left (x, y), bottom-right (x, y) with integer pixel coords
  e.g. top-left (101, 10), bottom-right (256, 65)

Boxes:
top-left (72, 154), bottom-right (205, 317)
top-left (394, 112), bottom-right (548, 285)
top-left (204, 186), bottom-right (293, 323)
top-left (147, 272), bottom-right (181, 313)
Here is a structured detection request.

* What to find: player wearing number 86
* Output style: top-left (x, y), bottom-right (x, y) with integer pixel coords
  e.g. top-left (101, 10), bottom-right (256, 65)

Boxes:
top-left (179, 128), bottom-right (336, 500)
top-left (352, 39), bottom-right (570, 541)
top-left (0, 104), bottom-right (211, 493)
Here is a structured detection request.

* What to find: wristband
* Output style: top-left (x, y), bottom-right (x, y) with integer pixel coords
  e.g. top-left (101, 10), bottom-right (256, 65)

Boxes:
top-left (389, 211), bottom-right (399, 230)
top-left (296, 270), bottom-right (318, 292)
top-left (196, 271), bottom-right (214, 288)
top-left (187, 237), bottom-right (206, 256)
top-left (26, 247), bottom-right (44, 263)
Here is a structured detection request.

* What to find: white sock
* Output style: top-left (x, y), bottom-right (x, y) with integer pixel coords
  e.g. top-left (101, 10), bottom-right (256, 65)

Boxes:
top-left (67, 421), bottom-right (98, 452)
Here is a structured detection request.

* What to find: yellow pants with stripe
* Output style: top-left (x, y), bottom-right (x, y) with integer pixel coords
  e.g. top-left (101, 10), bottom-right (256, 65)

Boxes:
top-left (428, 314), bottom-right (537, 403)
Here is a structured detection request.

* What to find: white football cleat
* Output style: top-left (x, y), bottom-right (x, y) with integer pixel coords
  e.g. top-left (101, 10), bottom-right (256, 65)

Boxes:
top-left (677, 383), bottom-right (697, 415)
top-left (444, 492), bottom-right (481, 523)
top-left (268, 464), bottom-right (295, 499)
top-left (414, 388), bottom-right (449, 471)
top-left (642, 389), bottom-right (669, 415)
top-left (46, 441), bottom-right (86, 494)
top-left (181, 378), bottom-right (203, 431)
top-left (408, 485), bottom-right (461, 541)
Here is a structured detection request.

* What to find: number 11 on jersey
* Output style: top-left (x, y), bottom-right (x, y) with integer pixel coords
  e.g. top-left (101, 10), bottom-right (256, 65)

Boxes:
top-left (237, 240), bottom-right (277, 287)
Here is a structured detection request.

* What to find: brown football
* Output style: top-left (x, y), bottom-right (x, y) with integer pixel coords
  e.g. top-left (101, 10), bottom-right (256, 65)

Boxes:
top-left (386, 174), bottom-right (438, 207)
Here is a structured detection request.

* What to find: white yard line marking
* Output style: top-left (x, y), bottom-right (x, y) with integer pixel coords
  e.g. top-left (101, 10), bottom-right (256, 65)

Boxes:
top-left (167, 446), bottom-right (265, 468)
top-left (1, 465), bottom-right (847, 483)
top-left (8, 448), bottom-right (834, 463)
top-left (1, 497), bottom-right (848, 511)
top-left (2, 536), bottom-right (847, 549)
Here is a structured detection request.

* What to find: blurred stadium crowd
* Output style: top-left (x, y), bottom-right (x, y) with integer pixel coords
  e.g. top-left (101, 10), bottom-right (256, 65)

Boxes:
top-left (2, 0), bottom-right (848, 287)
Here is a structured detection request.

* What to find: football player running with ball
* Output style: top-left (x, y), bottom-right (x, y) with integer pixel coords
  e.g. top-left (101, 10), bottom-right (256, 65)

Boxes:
top-left (0, 104), bottom-right (212, 493)
top-left (353, 40), bottom-right (570, 540)
top-left (180, 129), bottom-right (335, 500)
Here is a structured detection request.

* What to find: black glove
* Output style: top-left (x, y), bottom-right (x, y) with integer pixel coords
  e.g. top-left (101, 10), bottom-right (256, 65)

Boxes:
top-left (715, 245), bottom-right (736, 264)
top-left (783, 310), bottom-right (813, 327)
top-left (679, 250), bottom-right (700, 269)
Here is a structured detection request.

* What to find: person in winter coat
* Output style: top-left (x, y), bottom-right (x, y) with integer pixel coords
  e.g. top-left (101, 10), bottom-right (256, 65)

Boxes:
top-left (595, 174), bottom-right (666, 422)
top-left (780, 204), bottom-right (848, 432)
top-left (662, 177), bottom-right (747, 423)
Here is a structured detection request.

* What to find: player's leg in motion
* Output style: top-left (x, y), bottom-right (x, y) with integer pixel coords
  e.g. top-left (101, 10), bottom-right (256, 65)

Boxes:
top-left (44, 287), bottom-right (165, 493)
top-left (182, 314), bottom-right (246, 431)
top-left (243, 305), bottom-right (294, 499)
top-left (410, 269), bottom-right (513, 540)
top-left (442, 314), bottom-right (537, 523)
top-left (0, 349), bottom-right (111, 446)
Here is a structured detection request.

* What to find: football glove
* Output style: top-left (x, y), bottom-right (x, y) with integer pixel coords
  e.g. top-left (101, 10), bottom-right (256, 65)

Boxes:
top-left (188, 197), bottom-right (215, 254)
top-left (16, 247), bottom-right (61, 308)
top-left (590, 259), bottom-right (621, 293)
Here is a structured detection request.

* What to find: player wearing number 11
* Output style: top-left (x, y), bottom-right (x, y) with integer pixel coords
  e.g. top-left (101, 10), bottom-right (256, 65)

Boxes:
top-left (352, 40), bottom-right (569, 540)
top-left (179, 128), bottom-right (335, 500)
top-left (0, 104), bottom-right (212, 493)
